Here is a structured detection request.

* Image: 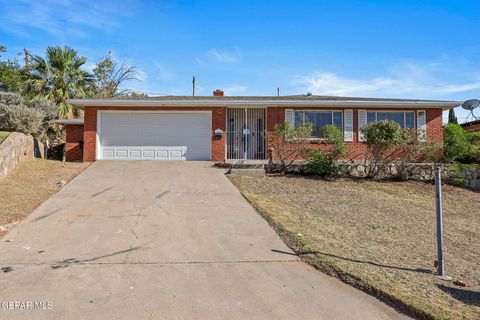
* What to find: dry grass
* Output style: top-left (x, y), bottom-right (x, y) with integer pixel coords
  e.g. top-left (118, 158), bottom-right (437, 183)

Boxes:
top-left (0, 158), bottom-right (90, 226)
top-left (0, 131), bottom-right (11, 144)
top-left (229, 174), bottom-right (480, 320)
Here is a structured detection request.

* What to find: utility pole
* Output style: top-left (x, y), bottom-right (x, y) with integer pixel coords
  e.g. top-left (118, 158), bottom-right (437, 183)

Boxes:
top-left (277, 87), bottom-right (280, 96)
top-left (192, 76), bottom-right (196, 96)
top-left (435, 165), bottom-right (451, 281)
top-left (24, 48), bottom-right (30, 66)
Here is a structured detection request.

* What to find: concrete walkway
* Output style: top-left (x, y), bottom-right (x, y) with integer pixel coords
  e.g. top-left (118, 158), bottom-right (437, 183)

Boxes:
top-left (0, 161), bottom-right (413, 319)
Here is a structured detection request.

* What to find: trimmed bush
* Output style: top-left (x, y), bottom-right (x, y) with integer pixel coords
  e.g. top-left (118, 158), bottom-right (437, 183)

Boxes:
top-left (305, 125), bottom-right (347, 177)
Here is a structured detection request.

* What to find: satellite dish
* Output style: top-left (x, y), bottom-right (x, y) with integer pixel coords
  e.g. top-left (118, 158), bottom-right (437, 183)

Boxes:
top-left (461, 99), bottom-right (480, 121)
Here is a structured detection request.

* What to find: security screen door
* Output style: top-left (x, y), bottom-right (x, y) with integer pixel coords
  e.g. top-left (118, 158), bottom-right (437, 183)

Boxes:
top-left (226, 108), bottom-right (266, 160)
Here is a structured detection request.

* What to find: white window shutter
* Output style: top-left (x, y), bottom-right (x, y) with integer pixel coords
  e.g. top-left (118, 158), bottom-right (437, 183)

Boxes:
top-left (417, 110), bottom-right (426, 141)
top-left (344, 110), bottom-right (353, 141)
top-left (358, 110), bottom-right (367, 141)
top-left (285, 109), bottom-right (295, 128)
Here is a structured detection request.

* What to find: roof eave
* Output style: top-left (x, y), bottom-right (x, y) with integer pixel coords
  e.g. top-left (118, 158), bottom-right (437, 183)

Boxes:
top-left (67, 99), bottom-right (462, 109)
top-left (51, 119), bottom-right (84, 125)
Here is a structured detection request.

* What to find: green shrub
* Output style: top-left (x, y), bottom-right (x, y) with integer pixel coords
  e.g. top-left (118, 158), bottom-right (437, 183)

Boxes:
top-left (443, 123), bottom-right (478, 163)
top-left (305, 125), bottom-right (347, 177)
top-left (0, 92), bottom-right (54, 136)
top-left (468, 131), bottom-right (480, 147)
top-left (447, 162), bottom-right (477, 186)
top-left (306, 151), bottom-right (339, 177)
top-left (467, 132), bottom-right (480, 163)
top-left (362, 120), bottom-right (402, 178)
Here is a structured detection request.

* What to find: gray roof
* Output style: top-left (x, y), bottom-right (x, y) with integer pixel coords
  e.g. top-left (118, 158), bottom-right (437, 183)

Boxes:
top-left (67, 94), bottom-right (462, 109)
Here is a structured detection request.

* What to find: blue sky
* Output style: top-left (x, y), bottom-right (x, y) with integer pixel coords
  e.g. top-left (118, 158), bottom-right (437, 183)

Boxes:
top-left (1, 0), bottom-right (479, 123)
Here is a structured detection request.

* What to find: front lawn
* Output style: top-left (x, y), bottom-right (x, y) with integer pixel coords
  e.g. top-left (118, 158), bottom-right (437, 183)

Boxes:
top-left (0, 158), bottom-right (90, 229)
top-left (229, 174), bottom-right (480, 320)
top-left (0, 131), bottom-right (11, 144)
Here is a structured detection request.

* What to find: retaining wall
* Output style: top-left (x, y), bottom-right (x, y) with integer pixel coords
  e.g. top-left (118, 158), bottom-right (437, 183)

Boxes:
top-left (0, 132), bottom-right (44, 181)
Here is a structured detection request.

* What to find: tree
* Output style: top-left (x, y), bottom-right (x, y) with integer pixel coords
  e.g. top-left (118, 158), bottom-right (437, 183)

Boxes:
top-left (448, 108), bottom-right (458, 124)
top-left (0, 45), bottom-right (28, 94)
top-left (268, 122), bottom-right (313, 172)
top-left (91, 52), bottom-right (138, 98)
top-left (25, 46), bottom-right (94, 119)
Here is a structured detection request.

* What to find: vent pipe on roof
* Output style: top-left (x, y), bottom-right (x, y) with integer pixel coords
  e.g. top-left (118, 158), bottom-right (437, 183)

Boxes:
top-left (192, 76), bottom-right (196, 96)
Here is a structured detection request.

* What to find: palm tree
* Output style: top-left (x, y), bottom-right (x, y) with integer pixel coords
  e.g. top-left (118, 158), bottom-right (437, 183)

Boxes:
top-left (25, 46), bottom-right (93, 119)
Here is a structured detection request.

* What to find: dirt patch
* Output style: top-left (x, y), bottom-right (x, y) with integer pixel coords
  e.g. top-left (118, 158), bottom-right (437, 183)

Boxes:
top-left (229, 174), bottom-right (480, 320)
top-left (0, 158), bottom-right (90, 227)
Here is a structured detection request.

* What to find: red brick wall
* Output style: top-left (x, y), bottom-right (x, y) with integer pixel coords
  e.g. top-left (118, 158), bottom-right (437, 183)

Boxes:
top-left (83, 108), bottom-right (97, 161)
top-left (82, 107), bottom-right (226, 162)
top-left (266, 107), bottom-right (444, 160)
top-left (65, 125), bottom-right (84, 162)
top-left (77, 106), bottom-right (444, 162)
top-left (426, 108), bottom-right (443, 142)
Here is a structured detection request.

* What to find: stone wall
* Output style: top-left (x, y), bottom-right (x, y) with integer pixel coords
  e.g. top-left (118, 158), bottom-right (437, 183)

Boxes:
top-left (0, 132), bottom-right (44, 181)
top-left (452, 164), bottom-right (480, 189)
top-left (337, 160), bottom-right (452, 181)
top-left (266, 160), bottom-right (449, 180)
top-left (266, 160), bottom-right (480, 190)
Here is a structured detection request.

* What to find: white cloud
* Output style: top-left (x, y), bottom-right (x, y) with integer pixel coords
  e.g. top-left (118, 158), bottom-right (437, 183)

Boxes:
top-left (291, 59), bottom-right (480, 99)
top-left (207, 48), bottom-right (241, 64)
top-left (0, 0), bottom-right (137, 38)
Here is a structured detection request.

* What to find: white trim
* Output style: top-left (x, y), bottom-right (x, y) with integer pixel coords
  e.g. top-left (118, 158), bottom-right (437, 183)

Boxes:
top-left (96, 110), bottom-right (212, 161)
top-left (358, 110), bottom-right (367, 142)
top-left (285, 109), bottom-right (295, 127)
top-left (96, 111), bottom-right (101, 160)
top-left (68, 99), bottom-right (461, 109)
top-left (417, 110), bottom-right (427, 141)
top-left (344, 109), bottom-right (353, 142)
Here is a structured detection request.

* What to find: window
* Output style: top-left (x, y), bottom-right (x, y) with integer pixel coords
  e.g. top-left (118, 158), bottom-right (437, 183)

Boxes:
top-left (366, 111), bottom-right (415, 129)
top-left (294, 111), bottom-right (343, 137)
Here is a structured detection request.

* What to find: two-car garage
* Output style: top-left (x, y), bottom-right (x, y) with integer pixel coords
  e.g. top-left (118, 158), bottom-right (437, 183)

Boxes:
top-left (97, 111), bottom-right (212, 161)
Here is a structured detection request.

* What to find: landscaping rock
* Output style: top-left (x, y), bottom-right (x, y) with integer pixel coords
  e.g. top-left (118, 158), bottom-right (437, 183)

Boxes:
top-left (56, 180), bottom-right (67, 188)
top-left (453, 280), bottom-right (469, 287)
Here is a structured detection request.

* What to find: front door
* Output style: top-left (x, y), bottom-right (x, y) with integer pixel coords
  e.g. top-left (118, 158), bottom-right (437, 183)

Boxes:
top-left (226, 108), bottom-right (266, 160)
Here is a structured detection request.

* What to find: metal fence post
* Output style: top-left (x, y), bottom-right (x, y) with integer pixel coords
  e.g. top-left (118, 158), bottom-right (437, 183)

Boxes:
top-left (435, 165), bottom-right (451, 281)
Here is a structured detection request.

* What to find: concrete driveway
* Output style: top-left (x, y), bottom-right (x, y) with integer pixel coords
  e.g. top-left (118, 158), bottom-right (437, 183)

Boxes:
top-left (0, 161), bottom-right (412, 319)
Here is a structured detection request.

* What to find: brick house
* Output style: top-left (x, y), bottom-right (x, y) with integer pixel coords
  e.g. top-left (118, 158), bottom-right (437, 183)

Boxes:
top-left (460, 119), bottom-right (480, 133)
top-left (55, 90), bottom-right (460, 162)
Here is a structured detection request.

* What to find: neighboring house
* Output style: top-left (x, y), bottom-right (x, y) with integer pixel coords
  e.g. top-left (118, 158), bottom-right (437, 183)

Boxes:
top-left (56, 90), bottom-right (460, 162)
top-left (460, 119), bottom-right (480, 133)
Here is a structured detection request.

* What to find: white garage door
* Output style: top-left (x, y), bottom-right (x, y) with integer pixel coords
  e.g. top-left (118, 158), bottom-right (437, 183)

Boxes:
top-left (98, 112), bottom-right (211, 160)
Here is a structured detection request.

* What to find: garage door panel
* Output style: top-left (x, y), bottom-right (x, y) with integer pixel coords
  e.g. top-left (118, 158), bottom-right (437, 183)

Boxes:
top-left (99, 112), bottom-right (211, 160)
